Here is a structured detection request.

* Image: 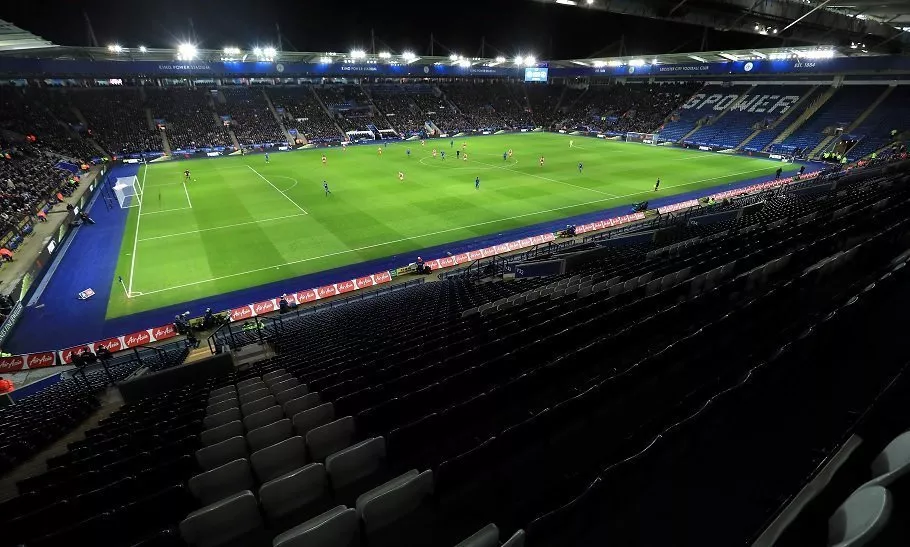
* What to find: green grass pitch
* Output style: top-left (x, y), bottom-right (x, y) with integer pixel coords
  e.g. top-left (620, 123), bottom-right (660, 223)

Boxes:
top-left (108, 132), bottom-right (798, 318)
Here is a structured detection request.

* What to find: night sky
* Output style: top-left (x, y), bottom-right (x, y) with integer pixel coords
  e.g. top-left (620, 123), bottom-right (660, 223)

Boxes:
top-left (1, 0), bottom-right (792, 59)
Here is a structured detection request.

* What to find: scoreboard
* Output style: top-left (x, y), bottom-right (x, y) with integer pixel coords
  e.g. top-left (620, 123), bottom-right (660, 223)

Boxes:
top-left (524, 67), bottom-right (548, 82)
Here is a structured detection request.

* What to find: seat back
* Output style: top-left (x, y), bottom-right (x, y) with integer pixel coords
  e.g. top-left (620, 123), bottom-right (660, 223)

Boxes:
top-left (262, 369), bottom-right (287, 383)
top-left (251, 435), bottom-right (308, 483)
top-left (276, 384), bottom-right (310, 405)
top-left (502, 529), bottom-right (526, 547)
top-left (238, 381), bottom-right (267, 397)
top-left (206, 399), bottom-right (238, 417)
top-left (243, 405), bottom-right (284, 432)
top-left (201, 420), bottom-right (244, 447)
top-left (270, 377), bottom-right (300, 395)
top-left (209, 385), bottom-right (236, 399)
top-left (283, 393), bottom-right (322, 418)
top-left (455, 523), bottom-right (499, 547)
top-left (828, 486), bottom-right (892, 546)
top-left (208, 391), bottom-right (237, 406)
top-left (188, 458), bottom-right (255, 505)
top-left (259, 463), bottom-right (328, 521)
top-left (356, 469), bottom-right (434, 534)
top-left (196, 436), bottom-right (248, 471)
top-left (239, 387), bottom-right (271, 406)
top-left (293, 403), bottom-right (336, 437)
top-left (326, 437), bottom-right (386, 489)
top-left (869, 431), bottom-right (910, 486)
top-left (272, 505), bottom-right (358, 547)
top-left (179, 490), bottom-right (262, 547)
top-left (241, 394), bottom-right (277, 417)
top-left (204, 407), bottom-right (241, 430)
top-left (247, 418), bottom-right (293, 452)
top-left (307, 416), bottom-right (356, 461)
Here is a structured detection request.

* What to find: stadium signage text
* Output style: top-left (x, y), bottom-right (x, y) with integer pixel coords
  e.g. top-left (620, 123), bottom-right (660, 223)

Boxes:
top-left (681, 93), bottom-right (802, 114)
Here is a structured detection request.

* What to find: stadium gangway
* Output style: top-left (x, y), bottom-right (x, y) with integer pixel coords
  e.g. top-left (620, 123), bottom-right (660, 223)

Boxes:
top-left (438, 240), bottom-right (581, 282)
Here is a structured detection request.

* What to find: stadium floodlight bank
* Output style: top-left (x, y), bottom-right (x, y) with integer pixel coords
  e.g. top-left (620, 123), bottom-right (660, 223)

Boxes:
top-left (625, 132), bottom-right (659, 145)
top-left (112, 176), bottom-right (141, 208)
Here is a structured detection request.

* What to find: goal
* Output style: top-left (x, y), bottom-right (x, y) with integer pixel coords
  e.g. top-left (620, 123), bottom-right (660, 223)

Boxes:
top-left (625, 132), bottom-right (659, 145)
top-left (112, 176), bottom-right (141, 208)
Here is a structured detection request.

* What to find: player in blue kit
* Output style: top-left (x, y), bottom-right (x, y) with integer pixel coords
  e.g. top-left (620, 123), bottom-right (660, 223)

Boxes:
top-left (323, 181), bottom-right (332, 196)
top-left (441, 151), bottom-right (446, 160)
top-left (406, 148), bottom-right (411, 158)
top-left (503, 152), bottom-right (508, 161)
top-left (264, 152), bottom-right (270, 164)
top-left (578, 162), bottom-right (583, 173)
top-left (475, 176), bottom-right (480, 190)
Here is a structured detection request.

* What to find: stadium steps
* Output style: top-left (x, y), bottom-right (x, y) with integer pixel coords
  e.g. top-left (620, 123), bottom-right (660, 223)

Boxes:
top-left (143, 107), bottom-right (155, 131)
top-left (160, 127), bottom-right (172, 156)
top-left (261, 89), bottom-right (296, 146)
top-left (736, 85), bottom-right (821, 151)
top-left (765, 86), bottom-right (837, 152)
top-left (309, 85), bottom-right (346, 138)
top-left (808, 88), bottom-right (893, 159)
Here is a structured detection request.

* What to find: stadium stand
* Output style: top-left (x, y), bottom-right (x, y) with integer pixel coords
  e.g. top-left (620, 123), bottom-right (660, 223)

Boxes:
top-left (266, 87), bottom-right (343, 144)
top-left (0, 142), bottom-right (78, 234)
top-left (68, 88), bottom-right (161, 156)
top-left (558, 82), bottom-right (701, 135)
top-left (0, 88), bottom-right (99, 161)
top-left (146, 88), bottom-right (233, 152)
top-left (441, 83), bottom-right (533, 131)
top-left (367, 85), bottom-right (436, 137)
top-left (216, 87), bottom-right (286, 148)
top-left (4, 155), bottom-right (908, 546)
top-left (411, 92), bottom-right (465, 134)
top-left (772, 85), bottom-right (889, 156)
top-left (524, 83), bottom-right (562, 127)
top-left (844, 86), bottom-right (910, 160)
top-left (313, 85), bottom-right (382, 134)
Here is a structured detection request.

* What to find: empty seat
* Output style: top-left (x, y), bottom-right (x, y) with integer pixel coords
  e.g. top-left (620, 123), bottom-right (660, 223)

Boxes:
top-left (325, 437), bottom-right (386, 489)
top-left (209, 385), bottom-right (236, 399)
top-left (266, 374), bottom-right (294, 388)
top-left (237, 377), bottom-right (262, 390)
top-left (189, 458), bottom-right (255, 505)
top-left (243, 405), bottom-right (284, 431)
top-left (269, 377), bottom-right (299, 395)
top-left (259, 463), bottom-right (329, 521)
top-left (247, 418), bottom-right (293, 452)
top-left (858, 431), bottom-right (910, 490)
top-left (238, 381), bottom-right (267, 397)
top-left (239, 388), bottom-right (270, 406)
top-left (202, 420), bottom-right (244, 447)
top-left (204, 407), bottom-right (242, 430)
top-left (456, 523), bottom-right (500, 547)
top-left (293, 403), bottom-right (336, 437)
top-left (272, 505), bottom-right (358, 547)
top-left (207, 399), bottom-right (238, 417)
top-left (503, 529), bottom-right (526, 547)
top-left (250, 435), bottom-right (308, 483)
top-left (196, 436), bottom-right (248, 471)
top-left (241, 395), bottom-right (277, 417)
top-left (275, 385), bottom-right (309, 405)
top-left (179, 490), bottom-right (262, 547)
top-left (828, 486), bottom-right (892, 547)
top-left (262, 369), bottom-right (287, 383)
top-left (307, 416), bottom-right (356, 461)
top-left (283, 393), bottom-right (321, 418)
top-left (355, 469), bottom-right (434, 534)
top-left (208, 391), bottom-right (237, 406)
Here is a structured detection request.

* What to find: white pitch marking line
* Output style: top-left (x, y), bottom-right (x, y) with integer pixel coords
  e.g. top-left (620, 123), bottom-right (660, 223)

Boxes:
top-left (130, 165), bottom-right (775, 297)
top-left (141, 206), bottom-right (194, 216)
top-left (126, 163), bottom-right (148, 297)
top-left (137, 212), bottom-right (309, 242)
top-left (182, 180), bottom-right (193, 209)
top-left (246, 165), bottom-right (309, 215)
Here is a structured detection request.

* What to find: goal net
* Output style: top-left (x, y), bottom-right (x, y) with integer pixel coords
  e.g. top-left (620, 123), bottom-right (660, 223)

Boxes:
top-left (112, 176), bottom-right (141, 208)
top-left (625, 132), bottom-right (658, 145)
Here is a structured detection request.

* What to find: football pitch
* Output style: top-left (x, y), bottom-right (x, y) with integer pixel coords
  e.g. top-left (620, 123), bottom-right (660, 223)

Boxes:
top-left (107, 133), bottom-right (798, 318)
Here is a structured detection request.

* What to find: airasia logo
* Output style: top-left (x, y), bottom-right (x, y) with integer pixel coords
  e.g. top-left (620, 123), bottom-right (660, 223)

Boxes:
top-left (152, 325), bottom-right (176, 341)
top-left (356, 276), bottom-right (374, 289)
top-left (96, 338), bottom-right (123, 352)
top-left (123, 331), bottom-right (151, 348)
top-left (231, 307), bottom-right (253, 321)
top-left (0, 355), bottom-right (25, 372)
top-left (253, 301), bottom-right (275, 315)
top-left (27, 352), bottom-right (55, 369)
top-left (296, 290), bottom-right (317, 303)
top-left (336, 281), bottom-right (355, 293)
top-left (317, 285), bottom-right (337, 298)
top-left (469, 251), bottom-right (483, 260)
top-left (373, 271), bottom-right (391, 284)
top-left (438, 257), bottom-right (455, 268)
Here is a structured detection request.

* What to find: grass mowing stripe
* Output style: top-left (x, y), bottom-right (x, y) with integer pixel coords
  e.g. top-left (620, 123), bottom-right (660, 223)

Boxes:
top-left (246, 164), bottom-right (309, 214)
top-left (137, 212), bottom-right (309, 242)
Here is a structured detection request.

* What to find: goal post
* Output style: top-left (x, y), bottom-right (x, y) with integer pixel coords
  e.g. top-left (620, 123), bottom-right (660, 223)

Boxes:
top-left (625, 132), bottom-right (659, 145)
top-left (112, 176), bottom-right (141, 208)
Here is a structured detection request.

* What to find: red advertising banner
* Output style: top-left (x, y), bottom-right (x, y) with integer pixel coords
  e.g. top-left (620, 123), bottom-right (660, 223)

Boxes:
top-left (356, 276), bottom-right (374, 289)
top-left (317, 284), bottom-right (338, 299)
top-left (252, 300), bottom-right (277, 316)
top-left (0, 355), bottom-right (25, 373)
top-left (296, 289), bottom-right (318, 304)
top-left (26, 352), bottom-right (56, 369)
top-left (94, 337), bottom-right (123, 353)
top-left (230, 306), bottom-right (254, 322)
top-left (336, 280), bottom-right (356, 294)
top-left (150, 324), bottom-right (178, 343)
top-left (122, 330), bottom-right (152, 349)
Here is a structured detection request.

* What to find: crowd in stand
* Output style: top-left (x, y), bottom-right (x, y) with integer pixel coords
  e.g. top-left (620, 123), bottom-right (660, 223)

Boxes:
top-left (0, 141), bottom-right (77, 235)
top-left (441, 83), bottom-right (533, 132)
top-left (368, 87), bottom-right (429, 136)
top-left (0, 88), bottom-right (98, 161)
top-left (216, 87), bottom-right (286, 147)
top-left (525, 84), bottom-right (563, 127)
top-left (265, 87), bottom-right (342, 143)
top-left (67, 88), bottom-right (161, 157)
top-left (411, 93), bottom-right (464, 134)
top-left (145, 87), bottom-right (233, 151)
top-left (556, 82), bottom-right (702, 135)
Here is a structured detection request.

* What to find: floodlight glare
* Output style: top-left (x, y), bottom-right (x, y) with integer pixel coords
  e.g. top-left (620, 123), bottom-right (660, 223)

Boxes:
top-left (350, 49), bottom-right (366, 58)
top-left (108, 44), bottom-right (122, 53)
top-left (177, 43), bottom-right (197, 60)
top-left (138, 46), bottom-right (147, 53)
top-left (495, 56), bottom-right (506, 63)
top-left (378, 51), bottom-right (392, 59)
top-left (253, 47), bottom-right (262, 55)
top-left (402, 51), bottom-right (416, 60)
top-left (263, 47), bottom-right (277, 57)
top-left (320, 56), bottom-right (333, 64)
top-left (525, 55), bottom-right (536, 66)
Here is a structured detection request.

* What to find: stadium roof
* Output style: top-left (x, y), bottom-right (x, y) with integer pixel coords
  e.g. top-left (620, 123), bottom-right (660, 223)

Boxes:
top-left (0, 19), bottom-right (58, 52)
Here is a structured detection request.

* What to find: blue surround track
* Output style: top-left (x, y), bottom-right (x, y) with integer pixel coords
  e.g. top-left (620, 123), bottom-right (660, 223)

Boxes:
top-left (4, 151), bottom-right (822, 354)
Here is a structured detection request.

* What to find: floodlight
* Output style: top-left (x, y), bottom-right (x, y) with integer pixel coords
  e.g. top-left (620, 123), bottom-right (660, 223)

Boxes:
top-left (108, 44), bottom-right (122, 53)
top-left (450, 54), bottom-right (460, 61)
top-left (607, 60), bottom-right (622, 67)
top-left (350, 49), bottom-right (366, 58)
top-left (495, 56), bottom-right (506, 63)
top-left (629, 59), bottom-right (645, 66)
top-left (262, 46), bottom-right (277, 57)
top-left (319, 56), bottom-right (333, 64)
top-left (138, 46), bottom-right (147, 53)
top-left (586, 0), bottom-right (594, 4)
top-left (177, 43), bottom-right (197, 60)
top-left (378, 51), bottom-right (392, 58)
top-left (592, 60), bottom-right (606, 67)
top-left (525, 55), bottom-right (536, 66)
top-left (514, 55), bottom-right (523, 65)
top-left (458, 59), bottom-right (471, 67)
top-left (402, 51), bottom-right (416, 60)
